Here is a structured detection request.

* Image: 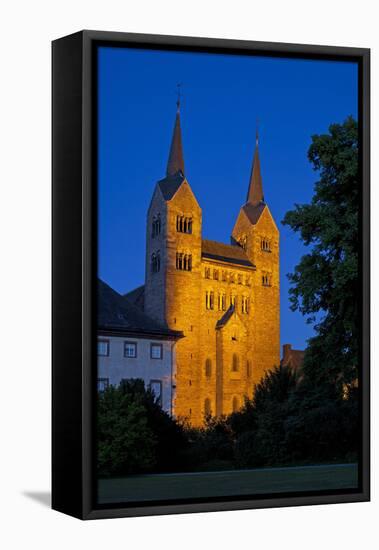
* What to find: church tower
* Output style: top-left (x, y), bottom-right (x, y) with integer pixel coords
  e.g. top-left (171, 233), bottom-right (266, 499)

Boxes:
top-left (231, 132), bottom-right (280, 381)
top-left (144, 101), bottom-right (203, 422)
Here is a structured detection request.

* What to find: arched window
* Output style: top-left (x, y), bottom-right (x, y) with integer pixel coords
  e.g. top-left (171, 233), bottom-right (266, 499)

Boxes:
top-left (151, 252), bottom-right (160, 273)
top-left (246, 360), bottom-right (251, 378)
top-left (204, 398), bottom-right (212, 416)
top-left (176, 215), bottom-right (193, 234)
top-left (176, 252), bottom-right (192, 271)
top-left (232, 396), bottom-right (239, 412)
top-left (232, 353), bottom-right (239, 372)
top-left (205, 358), bottom-right (212, 377)
top-left (242, 296), bottom-right (249, 314)
top-left (152, 214), bottom-right (161, 237)
top-left (261, 237), bottom-right (271, 251)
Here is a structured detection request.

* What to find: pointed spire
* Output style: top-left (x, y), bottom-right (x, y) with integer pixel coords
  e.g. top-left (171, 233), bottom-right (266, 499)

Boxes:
top-left (166, 87), bottom-right (185, 177)
top-left (246, 126), bottom-right (264, 205)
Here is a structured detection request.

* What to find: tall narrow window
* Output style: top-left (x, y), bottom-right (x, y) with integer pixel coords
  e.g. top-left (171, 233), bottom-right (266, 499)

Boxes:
top-left (246, 360), bottom-right (252, 378)
top-left (205, 358), bottom-right (212, 377)
top-left (205, 267), bottom-right (211, 279)
top-left (221, 293), bottom-right (226, 311)
top-left (152, 214), bottom-right (161, 237)
top-left (213, 269), bottom-right (219, 280)
top-left (232, 353), bottom-right (239, 372)
top-left (151, 251), bottom-right (160, 273)
top-left (206, 291), bottom-right (214, 310)
top-left (204, 398), bottom-right (212, 416)
top-left (222, 271), bottom-right (227, 282)
top-left (237, 274), bottom-right (243, 285)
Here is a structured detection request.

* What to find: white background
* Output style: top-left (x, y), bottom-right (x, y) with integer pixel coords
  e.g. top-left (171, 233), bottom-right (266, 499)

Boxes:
top-left (0, 1), bottom-right (377, 548)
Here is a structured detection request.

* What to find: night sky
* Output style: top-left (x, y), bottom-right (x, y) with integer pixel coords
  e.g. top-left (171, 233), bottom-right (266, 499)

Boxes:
top-left (98, 46), bottom-right (358, 350)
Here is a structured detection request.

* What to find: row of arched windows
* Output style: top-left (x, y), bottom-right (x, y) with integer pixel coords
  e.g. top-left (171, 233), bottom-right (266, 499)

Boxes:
top-left (204, 267), bottom-right (251, 287)
top-left (151, 214), bottom-right (161, 238)
top-left (262, 272), bottom-right (272, 286)
top-left (151, 251), bottom-right (161, 273)
top-left (205, 291), bottom-right (249, 313)
top-left (176, 252), bottom-right (192, 271)
top-left (176, 215), bottom-right (193, 234)
top-left (261, 237), bottom-right (271, 251)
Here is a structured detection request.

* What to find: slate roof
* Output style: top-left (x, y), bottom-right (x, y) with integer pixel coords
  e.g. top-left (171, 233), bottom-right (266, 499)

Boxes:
top-left (242, 201), bottom-right (266, 225)
top-left (202, 239), bottom-right (255, 268)
top-left (246, 140), bottom-right (264, 205)
top-left (157, 172), bottom-right (186, 201)
top-left (166, 108), bottom-right (185, 177)
top-left (98, 279), bottom-right (182, 339)
top-left (124, 285), bottom-right (145, 310)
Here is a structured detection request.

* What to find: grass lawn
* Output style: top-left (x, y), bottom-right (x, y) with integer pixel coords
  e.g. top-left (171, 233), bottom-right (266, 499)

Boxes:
top-left (98, 462), bottom-right (358, 504)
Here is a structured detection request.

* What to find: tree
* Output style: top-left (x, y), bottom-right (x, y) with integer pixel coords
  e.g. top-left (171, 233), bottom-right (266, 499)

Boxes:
top-left (234, 366), bottom-right (298, 467)
top-left (97, 379), bottom-right (188, 476)
top-left (282, 116), bottom-right (359, 393)
top-left (97, 383), bottom-right (157, 477)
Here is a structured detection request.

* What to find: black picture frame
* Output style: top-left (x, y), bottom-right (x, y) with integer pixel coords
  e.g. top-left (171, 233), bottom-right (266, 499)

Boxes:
top-left (52, 30), bottom-right (370, 520)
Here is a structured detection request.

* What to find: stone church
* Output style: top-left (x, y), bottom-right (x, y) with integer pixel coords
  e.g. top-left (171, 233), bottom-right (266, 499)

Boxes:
top-left (126, 103), bottom-right (280, 426)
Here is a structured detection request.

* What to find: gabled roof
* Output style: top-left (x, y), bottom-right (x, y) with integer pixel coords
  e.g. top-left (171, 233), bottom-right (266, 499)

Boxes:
top-left (202, 239), bottom-right (255, 268)
top-left (242, 201), bottom-right (266, 225)
top-left (216, 305), bottom-right (236, 329)
top-left (98, 279), bottom-right (181, 339)
top-left (157, 172), bottom-right (186, 201)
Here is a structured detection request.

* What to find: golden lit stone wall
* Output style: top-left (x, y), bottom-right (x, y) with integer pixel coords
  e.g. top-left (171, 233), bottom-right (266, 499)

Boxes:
top-left (232, 206), bottom-right (280, 386)
top-left (145, 180), bottom-right (280, 426)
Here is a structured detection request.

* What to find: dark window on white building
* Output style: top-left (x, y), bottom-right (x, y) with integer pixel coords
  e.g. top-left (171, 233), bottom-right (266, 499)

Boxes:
top-left (124, 341), bottom-right (137, 358)
top-left (97, 339), bottom-right (109, 357)
top-left (151, 343), bottom-right (163, 359)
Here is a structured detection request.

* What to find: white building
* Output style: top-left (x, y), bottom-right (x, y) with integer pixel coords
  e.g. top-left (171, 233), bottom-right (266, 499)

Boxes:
top-left (97, 279), bottom-right (183, 415)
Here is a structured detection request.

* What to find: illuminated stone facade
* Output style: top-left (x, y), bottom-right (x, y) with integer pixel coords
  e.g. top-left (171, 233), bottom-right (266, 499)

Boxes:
top-left (129, 107), bottom-right (280, 426)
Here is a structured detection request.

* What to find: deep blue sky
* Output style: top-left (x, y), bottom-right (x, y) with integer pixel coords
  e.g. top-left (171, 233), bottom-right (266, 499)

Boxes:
top-left (98, 46), bottom-right (358, 350)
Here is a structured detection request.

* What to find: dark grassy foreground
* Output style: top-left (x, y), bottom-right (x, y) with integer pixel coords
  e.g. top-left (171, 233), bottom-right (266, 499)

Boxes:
top-left (98, 462), bottom-right (358, 504)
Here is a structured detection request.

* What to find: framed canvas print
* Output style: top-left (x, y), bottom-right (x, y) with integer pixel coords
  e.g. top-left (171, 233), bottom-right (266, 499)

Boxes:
top-left (52, 30), bottom-right (370, 519)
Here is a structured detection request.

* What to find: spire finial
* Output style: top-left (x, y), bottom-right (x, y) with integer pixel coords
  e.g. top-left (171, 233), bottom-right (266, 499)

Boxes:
top-left (176, 82), bottom-right (182, 112)
top-left (256, 117), bottom-right (259, 146)
top-left (246, 124), bottom-right (264, 205)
